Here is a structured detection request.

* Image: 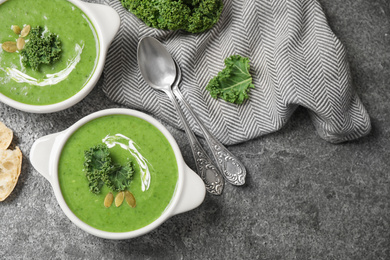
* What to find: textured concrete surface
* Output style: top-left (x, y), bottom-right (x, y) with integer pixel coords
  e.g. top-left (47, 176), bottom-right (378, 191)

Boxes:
top-left (0, 0), bottom-right (389, 259)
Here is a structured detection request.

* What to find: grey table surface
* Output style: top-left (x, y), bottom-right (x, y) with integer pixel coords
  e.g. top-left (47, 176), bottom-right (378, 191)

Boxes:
top-left (1, 0), bottom-right (389, 259)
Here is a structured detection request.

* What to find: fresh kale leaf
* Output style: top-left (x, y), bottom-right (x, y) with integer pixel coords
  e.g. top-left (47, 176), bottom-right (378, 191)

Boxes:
top-left (206, 55), bottom-right (255, 104)
top-left (83, 145), bottom-right (134, 194)
top-left (21, 26), bottom-right (62, 71)
top-left (120, 0), bottom-right (223, 33)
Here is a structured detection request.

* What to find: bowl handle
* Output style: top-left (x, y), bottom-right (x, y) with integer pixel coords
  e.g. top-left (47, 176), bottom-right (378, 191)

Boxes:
top-left (29, 132), bottom-right (62, 184)
top-left (171, 164), bottom-right (206, 216)
top-left (84, 2), bottom-right (120, 50)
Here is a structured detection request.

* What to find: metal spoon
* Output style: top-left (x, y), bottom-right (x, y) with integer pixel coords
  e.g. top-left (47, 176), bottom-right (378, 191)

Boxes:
top-left (172, 61), bottom-right (246, 186)
top-left (137, 36), bottom-right (224, 195)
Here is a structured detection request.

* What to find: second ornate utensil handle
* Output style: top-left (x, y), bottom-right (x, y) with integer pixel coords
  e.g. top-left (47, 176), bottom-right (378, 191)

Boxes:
top-left (164, 89), bottom-right (224, 195)
top-left (172, 86), bottom-right (246, 186)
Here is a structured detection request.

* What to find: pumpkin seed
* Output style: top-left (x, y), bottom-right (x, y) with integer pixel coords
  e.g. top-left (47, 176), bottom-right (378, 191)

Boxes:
top-left (104, 192), bottom-right (114, 208)
top-left (115, 191), bottom-right (125, 207)
top-left (20, 25), bottom-right (31, 37)
top-left (125, 190), bottom-right (136, 208)
top-left (17, 38), bottom-right (25, 50)
top-left (12, 25), bottom-right (21, 35)
top-left (1, 41), bottom-right (17, 53)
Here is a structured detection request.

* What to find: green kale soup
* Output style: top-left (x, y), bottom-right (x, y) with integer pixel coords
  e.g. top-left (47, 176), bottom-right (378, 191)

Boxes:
top-left (58, 115), bottom-right (179, 232)
top-left (0, 0), bottom-right (98, 105)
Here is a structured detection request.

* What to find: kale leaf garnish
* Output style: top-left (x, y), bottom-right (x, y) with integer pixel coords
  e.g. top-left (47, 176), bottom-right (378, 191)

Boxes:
top-left (84, 145), bottom-right (134, 194)
top-left (21, 26), bottom-right (62, 71)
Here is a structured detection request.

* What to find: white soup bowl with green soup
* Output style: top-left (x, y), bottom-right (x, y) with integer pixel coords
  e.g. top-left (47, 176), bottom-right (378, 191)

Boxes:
top-left (0, 0), bottom-right (119, 113)
top-left (30, 108), bottom-right (206, 239)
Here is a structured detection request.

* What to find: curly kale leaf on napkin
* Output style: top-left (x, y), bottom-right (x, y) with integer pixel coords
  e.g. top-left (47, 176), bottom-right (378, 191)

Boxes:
top-left (120, 0), bottom-right (223, 33)
top-left (206, 55), bottom-right (255, 104)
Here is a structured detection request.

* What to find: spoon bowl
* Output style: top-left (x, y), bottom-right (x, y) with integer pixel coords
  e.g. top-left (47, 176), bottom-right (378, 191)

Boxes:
top-left (137, 37), bottom-right (176, 90)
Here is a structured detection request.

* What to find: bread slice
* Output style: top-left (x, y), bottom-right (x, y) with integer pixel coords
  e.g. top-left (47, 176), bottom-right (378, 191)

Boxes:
top-left (0, 121), bottom-right (13, 150)
top-left (0, 147), bottom-right (22, 201)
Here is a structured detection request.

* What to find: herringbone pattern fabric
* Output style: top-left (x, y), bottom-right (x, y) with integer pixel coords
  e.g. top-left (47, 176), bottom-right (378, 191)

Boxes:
top-left (102, 0), bottom-right (371, 145)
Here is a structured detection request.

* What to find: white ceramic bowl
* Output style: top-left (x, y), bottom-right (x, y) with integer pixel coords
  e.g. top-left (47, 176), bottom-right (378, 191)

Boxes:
top-left (30, 108), bottom-right (206, 239)
top-left (0, 0), bottom-right (120, 113)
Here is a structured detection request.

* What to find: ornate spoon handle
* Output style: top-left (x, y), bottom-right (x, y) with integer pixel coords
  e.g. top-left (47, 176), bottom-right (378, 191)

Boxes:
top-left (164, 89), bottom-right (224, 195)
top-left (172, 86), bottom-right (246, 186)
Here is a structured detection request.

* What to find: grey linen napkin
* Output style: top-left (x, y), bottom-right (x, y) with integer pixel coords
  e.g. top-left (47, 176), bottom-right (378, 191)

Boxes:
top-left (102, 0), bottom-right (371, 145)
